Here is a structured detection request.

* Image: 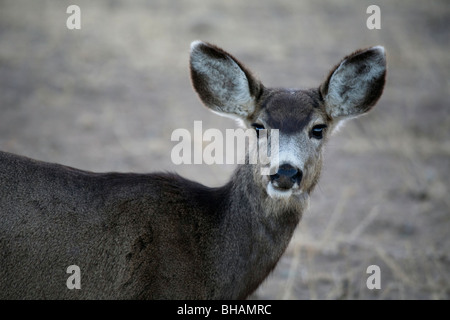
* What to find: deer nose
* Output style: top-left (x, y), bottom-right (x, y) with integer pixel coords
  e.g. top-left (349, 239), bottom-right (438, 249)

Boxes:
top-left (270, 164), bottom-right (303, 190)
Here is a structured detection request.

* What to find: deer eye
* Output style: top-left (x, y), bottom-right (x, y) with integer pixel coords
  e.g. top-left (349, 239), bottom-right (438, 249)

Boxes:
top-left (251, 123), bottom-right (265, 130)
top-left (311, 124), bottom-right (327, 139)
top-left (251, 123), bottom-right (265, 138)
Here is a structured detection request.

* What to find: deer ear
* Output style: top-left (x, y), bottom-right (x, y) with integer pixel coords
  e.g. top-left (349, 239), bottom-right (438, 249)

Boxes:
top-left (190, 41), bottom-right (263, 119)
top-left (320, 46), bottom-right (386, 121)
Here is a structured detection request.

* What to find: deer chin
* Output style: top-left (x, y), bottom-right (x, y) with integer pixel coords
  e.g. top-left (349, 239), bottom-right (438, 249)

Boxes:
top-left (266, 182), bottom-right (303, 200)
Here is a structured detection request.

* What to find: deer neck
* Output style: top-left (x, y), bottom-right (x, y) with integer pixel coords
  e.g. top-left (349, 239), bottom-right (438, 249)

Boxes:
top-left (212, 164), bottom-right (308, 298)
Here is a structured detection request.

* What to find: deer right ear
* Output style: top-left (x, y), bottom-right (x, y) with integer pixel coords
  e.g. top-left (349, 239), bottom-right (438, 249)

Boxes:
top-left (190, 41), bottom-right (263, 119)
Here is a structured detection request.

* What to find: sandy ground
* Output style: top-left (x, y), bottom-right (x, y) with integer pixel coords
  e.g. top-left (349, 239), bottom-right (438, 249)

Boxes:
top-left (0, 0), bottom-right (449, 299)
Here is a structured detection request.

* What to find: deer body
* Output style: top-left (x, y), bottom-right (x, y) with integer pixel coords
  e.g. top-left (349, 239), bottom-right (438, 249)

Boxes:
top-left (0, 42), bottom-right (386, 299)
top-left (0, 153), bottom-right (303, 299)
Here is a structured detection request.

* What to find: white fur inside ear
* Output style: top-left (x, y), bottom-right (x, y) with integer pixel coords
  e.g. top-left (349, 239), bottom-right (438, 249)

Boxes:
top-left (190, 41), bottom-right (255, 117)
top-left (209, 109), bottom-right (247, 128)
top-left (371, 46), bottom-right (385, 56)
top-left (190, 40), bottom-right (204, 52)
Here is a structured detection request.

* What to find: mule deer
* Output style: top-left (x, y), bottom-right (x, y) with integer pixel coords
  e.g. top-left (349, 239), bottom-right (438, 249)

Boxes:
top-left (0, 41), bottom-right (386, 299)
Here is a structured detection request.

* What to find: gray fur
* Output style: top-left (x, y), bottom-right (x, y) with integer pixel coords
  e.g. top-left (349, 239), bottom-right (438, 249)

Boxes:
top-left (190, 41), bottom-right (262, 119)
top-left (0, 42), bottom-right (386, 299)
top-left (321, 46), bottom-right (386, 121)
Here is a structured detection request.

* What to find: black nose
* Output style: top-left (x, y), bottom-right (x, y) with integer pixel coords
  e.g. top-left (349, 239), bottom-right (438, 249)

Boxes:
top-left (270, 164), bottom-right (303, 190)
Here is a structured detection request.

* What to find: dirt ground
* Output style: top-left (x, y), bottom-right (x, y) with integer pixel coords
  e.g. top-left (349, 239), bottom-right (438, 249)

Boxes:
top-left (0, 0), bottom-right (448, 299)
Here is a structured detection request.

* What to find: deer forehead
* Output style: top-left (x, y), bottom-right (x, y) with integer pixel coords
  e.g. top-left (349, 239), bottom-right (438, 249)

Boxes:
top-left (257, 89), bottom-right (327, 134)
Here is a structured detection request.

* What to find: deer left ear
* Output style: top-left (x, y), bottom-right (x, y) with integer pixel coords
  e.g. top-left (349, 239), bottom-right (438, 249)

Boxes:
top-left (320, 46), bottom-right (386, 121)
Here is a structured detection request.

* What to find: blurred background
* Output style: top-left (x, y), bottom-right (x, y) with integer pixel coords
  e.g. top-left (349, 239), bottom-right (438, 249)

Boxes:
top-left (0, 0), bottom-right (448, 299)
